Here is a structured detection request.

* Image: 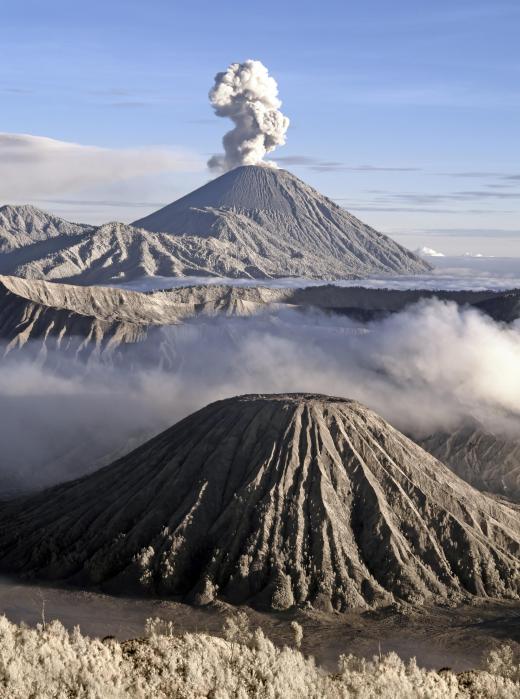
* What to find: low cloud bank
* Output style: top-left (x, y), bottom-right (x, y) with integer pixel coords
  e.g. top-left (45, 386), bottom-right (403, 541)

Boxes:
top-left (0, 132), bottom-right (202, 202)
top-left (1, 299), bottom-right (519, 493)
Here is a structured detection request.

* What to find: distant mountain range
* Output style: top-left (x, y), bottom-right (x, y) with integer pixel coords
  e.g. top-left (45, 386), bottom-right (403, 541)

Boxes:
top-left (0, 166), bottom-right (430, 284)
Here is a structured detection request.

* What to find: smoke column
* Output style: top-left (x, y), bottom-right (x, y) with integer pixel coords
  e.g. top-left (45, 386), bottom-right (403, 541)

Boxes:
top-left (207, 60), bottom-right (290, 172)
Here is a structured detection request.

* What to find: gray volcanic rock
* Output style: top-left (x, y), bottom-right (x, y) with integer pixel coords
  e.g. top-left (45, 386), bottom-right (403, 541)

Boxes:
top-left (0, 274), bottom-right (508, 362)
top-left (0, 274), bottom-right (152, 362)
top-left (0, 204), bottom-right (92, 254)
top-left (0, 275), bottom-right (282, 362)
top-left (475, 290), bottom-right (520, 323)
top-left (0, 218), bottom-right (247, 284)
top-left (0, 394), bottom-right (518, 610)
top-left (133, 165), bottom-right (431, 278)
top-left (419, 422), bottom-right (520, 503)
top-left (0, 166), bottom-right (431, 284)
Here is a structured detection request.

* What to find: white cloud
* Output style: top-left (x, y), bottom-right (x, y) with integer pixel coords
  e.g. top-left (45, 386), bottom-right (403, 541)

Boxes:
top-left (415, 246), bottom-right (445, 257)
top-left (0, 133), bottom-right (204, 202)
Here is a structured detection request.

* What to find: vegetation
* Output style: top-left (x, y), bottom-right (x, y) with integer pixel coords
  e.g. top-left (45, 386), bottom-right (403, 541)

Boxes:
top-left (0, 613), bottom-right (518, 698)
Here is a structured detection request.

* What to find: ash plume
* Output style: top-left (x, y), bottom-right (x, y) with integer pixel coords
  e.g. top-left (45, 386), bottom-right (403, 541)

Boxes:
top-left (207, 60), bottom-right (290, 172)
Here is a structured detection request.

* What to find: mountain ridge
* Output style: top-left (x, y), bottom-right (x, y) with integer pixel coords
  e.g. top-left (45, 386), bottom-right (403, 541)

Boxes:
top-left (0, 166), bottom-right (430, 283)
top-left (0, 204), bottom-right (93, 254)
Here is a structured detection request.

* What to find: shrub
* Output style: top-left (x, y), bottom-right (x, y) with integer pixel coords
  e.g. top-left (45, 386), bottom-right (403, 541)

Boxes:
top-left (0, 614), bottom-right (518, 698)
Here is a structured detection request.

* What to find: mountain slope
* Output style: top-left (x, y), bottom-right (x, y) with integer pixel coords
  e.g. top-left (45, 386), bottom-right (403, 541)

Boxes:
top-left (0, 204), bottom-right (92, 254)
top-left (0, 394), bottom-right (518, 610)
top-left (133, 165), bottom-right (431, 278)
top-left (0, 218), bottom-right (258, 284)
top-left (1, 167), bottom-right (430, 282)
top-left (419, 422), bottom-right (520, 502)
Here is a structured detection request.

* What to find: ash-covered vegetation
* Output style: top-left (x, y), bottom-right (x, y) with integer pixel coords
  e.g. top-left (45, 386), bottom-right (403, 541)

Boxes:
top-left (1, 613), bottom-right (518, 698)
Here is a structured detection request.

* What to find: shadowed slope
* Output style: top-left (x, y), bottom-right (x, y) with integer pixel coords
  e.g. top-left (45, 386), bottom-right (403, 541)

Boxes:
top-left (0, 394), bottom-right (518, 611)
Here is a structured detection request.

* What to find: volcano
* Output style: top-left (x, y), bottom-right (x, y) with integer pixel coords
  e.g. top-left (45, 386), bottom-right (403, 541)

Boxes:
top-left (0, 166), bottom-right (429, 284)
top-left (0, 394), bottom-right (518, 611)
top-left (133, 164), bottom-right (430, 278)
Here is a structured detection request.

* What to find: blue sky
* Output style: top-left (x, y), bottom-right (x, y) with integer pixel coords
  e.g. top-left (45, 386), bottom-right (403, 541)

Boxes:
top-left (1, 0), bottom-right (519, 255)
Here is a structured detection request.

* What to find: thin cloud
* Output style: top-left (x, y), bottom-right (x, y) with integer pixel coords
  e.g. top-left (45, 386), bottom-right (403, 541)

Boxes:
top-left (276, 155), bottom-right (420, 172)
top-left (36, 198), bottom-right (168, 209)
top-left (387, 192), bottom-right (520, 204)
top-left (0, 132), bottom-right (204, 202)
top-left (108, 101), bottom-right (151, 109)
top-left (346, 206), bottom-right (506, 214)
top-left (404, 228), bottom-right (520, 239)
top-left (444, 171), bottom-right (506, 178)
top-left (1, 87), bottom-right (33, 94)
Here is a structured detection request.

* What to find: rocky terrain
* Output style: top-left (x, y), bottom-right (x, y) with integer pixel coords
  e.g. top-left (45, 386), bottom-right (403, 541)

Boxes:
top-left (0, 166), bottom-right (430, 284)
top-left (133, 165), bottom-right (430, 279)
top-left (0, 394), bottom-right (518, 610)
top-left (0, 204), bottom-right (93, 254)
top-left (419, 422), bottom-right (520, 502)
top-left (0, 273), bottom-right (516, 362)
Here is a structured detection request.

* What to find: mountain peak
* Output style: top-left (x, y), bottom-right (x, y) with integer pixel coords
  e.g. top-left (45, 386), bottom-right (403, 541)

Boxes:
top-left (0, 205), bottom-right (92, 254)
top-left (135, 165), bottom-right (311, 219)
top-left (0, 167), bottom-right (430, 282)
top-left (0, 392), bottom-right (518, 610)
top-left (132, 166), bottom-right (430, 277)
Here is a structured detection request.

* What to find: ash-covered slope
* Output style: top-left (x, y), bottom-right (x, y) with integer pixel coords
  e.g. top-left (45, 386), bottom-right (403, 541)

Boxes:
top-left (0, 394), bottom-right (518, 610)
top-left (133, 165), bottom-right (430, 278)
top-left (0, 216), bottom-right (248, 285)
top-left (419, 422), bottom-right (520, 503)
top-left (0, 274), bottom-right (281, 362)
top-left (0, 167), bottom-right (429, 284)
top-left (0, 205), bottom-right (92, 254)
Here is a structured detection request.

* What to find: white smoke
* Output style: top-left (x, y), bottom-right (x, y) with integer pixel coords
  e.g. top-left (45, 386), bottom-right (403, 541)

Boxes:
top-left (207, 60), bottom-right (290, 172)
top-left (1, 300), bottom-right (520, 494)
